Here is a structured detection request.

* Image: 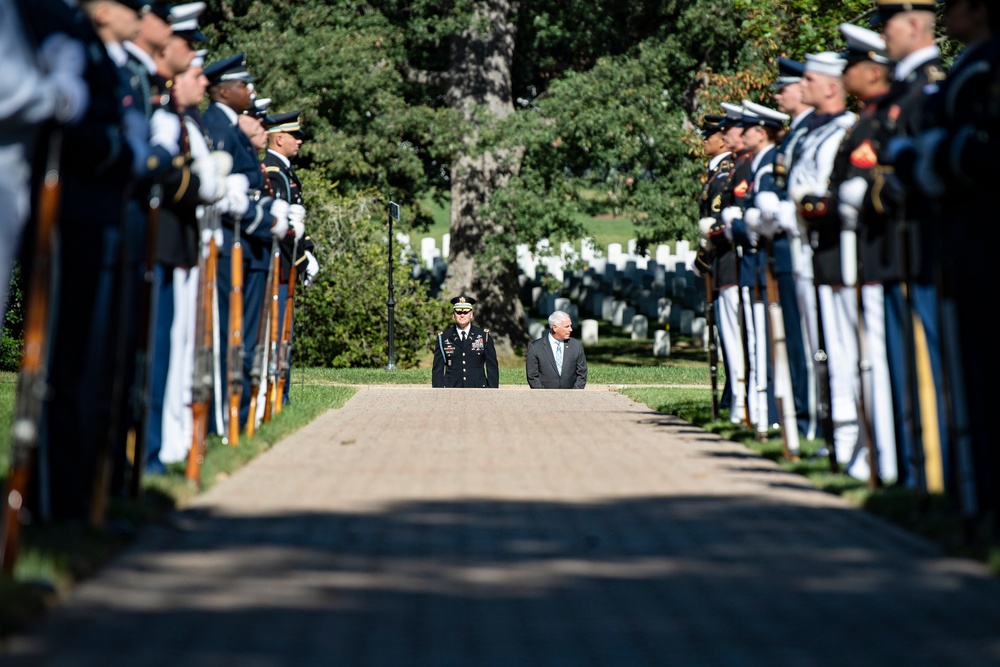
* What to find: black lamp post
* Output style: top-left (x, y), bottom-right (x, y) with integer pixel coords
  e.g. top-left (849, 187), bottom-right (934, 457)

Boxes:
top-left (386, 200), bottom-right (400, 371)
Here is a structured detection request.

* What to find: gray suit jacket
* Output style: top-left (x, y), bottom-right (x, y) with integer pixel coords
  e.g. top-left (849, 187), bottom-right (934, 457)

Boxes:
top-left (526, 335), bottom-right (587, 389)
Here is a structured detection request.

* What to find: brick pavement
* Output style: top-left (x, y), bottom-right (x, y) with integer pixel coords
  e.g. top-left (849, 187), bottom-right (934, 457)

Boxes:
top-left (2, 386), bottom-right (999, 666)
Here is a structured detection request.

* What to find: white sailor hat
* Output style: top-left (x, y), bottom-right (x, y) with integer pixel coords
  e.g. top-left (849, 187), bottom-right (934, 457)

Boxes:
top-left (719, 102), bottom-right (744, 127)
top-left (169, 2), bottom-right (206, 43)
top-left (840, 23), bottom-right (891, 66)
top-left (804, 51), bottom-right (847, 77)
top-left (740, 100), bottom-right (790, 128)
top-left (252, 97), bottom-right (272, 119)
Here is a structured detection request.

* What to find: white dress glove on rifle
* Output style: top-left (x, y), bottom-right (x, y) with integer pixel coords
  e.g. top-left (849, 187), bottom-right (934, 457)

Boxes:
top-left (303, 250), bottom-right (320, 286)
top-left (38, 33), bottom-right (89, 124)
top-left (720, 206), bottom-right (742, 241)
top-left (217, 172), bottom-right (250, 217)
top-left (776, 200), bottom-right (800, 237)
top-left (192, 154), bottom-right (222, 203)
top-left (270, 198), bottom-right (290, 238)
top-left (288, 204), bottom-right (306, 239)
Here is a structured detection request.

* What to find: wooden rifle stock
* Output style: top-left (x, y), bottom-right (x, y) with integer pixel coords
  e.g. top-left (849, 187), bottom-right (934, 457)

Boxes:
top-left (186, 206), bottom-right (218, 483)
top-left (227, 224), bottom-right (244, 447)
top-left (275, 238), bottom-right (299, 412)
top-left (244, 238), bottom-right (277, 436)
top-left (126, 183), bottom-right (162, 500)
top-left (764, 250), bottom-right (800, 461)
top-left (734, 247), bottom-right (752, 430)
top-left (263, 242), bottom-right (282, 424)
top-left (704, 273), bottom-right (719, 422)
top-left (1, 131), bottom-right (62, 575)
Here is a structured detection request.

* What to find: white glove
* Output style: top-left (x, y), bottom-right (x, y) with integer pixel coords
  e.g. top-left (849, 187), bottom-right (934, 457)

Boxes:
top-left (270, 198), bottom-right (290, 238)
top-left (192, 154), bottom-right (222, 203)
top-left (288, 204), bottom-right (306, 224)
top-left (698, 217), bottom-right (716, 238)
top-left (303, 250), bottom-right (320, 286)
top-left (218, 173), bottom-right (249, 217)
top-left (212, 151), bottom-right (233, 182)
top-left (837, 176), bottom-right (869, 210)
top-left (690, 262), bottom-right (702, 278)
top-left (743, 207), bottom-right (761, 247)
top-left (290, 220), bottom-right (305, 240)
top-left (754, 191), bottom-right (780, 223)
top-left (39, 34), bottom-right (89, 125)
top-left (720, 206), bottom-right (741, 241)
top-left (838, 201), bottom-right (859, 231)
top-left (776, 200), bottom-right (800, 237)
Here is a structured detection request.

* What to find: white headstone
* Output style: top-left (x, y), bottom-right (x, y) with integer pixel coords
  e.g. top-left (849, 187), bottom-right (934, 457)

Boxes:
top-left (528, 319), bottom-right (548, 340)
top-left (442, 233), bottom-right (450, 259)
top-left (631, 314), bottom-right (648, 340)
top-left (622, 306), bottom-right (636, 333)
top-left (654, 329), bottom-right (671, 357)
top-left (691, 316), bottom-right (706, 348)
top-left (581, 318), bottom-right (599, 345)
top-left (612, 300), bottom-right (627, 326)
top-left (680, 309), bottom-right (695, 335)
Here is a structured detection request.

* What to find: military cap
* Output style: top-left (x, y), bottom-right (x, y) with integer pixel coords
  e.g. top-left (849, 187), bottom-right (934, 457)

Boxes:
top-left (203, 52), bottom-right (256, 87)
top-left (839, 23), bottom-right (891, 66)
top-left (740, 100), bottom-right (789, 129)
top-left (265, 110), bottom-right (305, 138)
top-left (872, 0), bottom-right (939, 23)
top-left (110, 0), bottom-right (147, 11)
top-left (141, 1), bottom-right (172, 20)
top-left (718, 102), bottom-right (744, 128)
top-left (252, 97), bottom-right (272, 119)
top-left (451, 296), bottom-right (476, 312)
top-left (804, 51), bottom-right (847, 77)
top-left (169, 1), bottom-right (207, 44)
top-left (699, 113), bottom-right (725, 138)
top-left (190, 48), bottom-right (207, 68)
top-left (772, 57), bottom-right (805, 90)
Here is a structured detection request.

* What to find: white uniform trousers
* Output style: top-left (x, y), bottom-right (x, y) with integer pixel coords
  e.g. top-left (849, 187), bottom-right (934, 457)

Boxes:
top-left (817, 285), bottom-right (862, 477)
top-left (717, 285), bottom-right (747, 424)
top-left (160, 266), bottom-right (198, 464)
top-left (859, 284), bottom-right (898, 482)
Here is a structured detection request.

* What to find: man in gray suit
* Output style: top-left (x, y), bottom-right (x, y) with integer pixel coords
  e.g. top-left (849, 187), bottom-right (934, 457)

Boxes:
top-left (526, 311), bottom-right (588, 389)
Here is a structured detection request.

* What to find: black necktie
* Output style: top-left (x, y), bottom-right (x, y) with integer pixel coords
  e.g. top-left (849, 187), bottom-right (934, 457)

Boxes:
top-left (461, 331), bottom-right (466, 342)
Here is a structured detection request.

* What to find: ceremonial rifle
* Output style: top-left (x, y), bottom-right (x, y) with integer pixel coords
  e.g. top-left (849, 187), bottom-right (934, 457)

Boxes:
top-left (764, 241), bottom-right (800, 461)
top-left (244, 237), bottom-right (278, 436)
top-left (751, 266), bottom-right (769, 442)
top-left (227, 220), bottom-right (244, 447)
top-left (813, 283), bottom-right (839, 473)
top-left (186, 205), bottom-right (219, 484)
top-left (263, 241), bottom-right (282, 424)
top-left (275, 237), bottom-right (298, 412)
top-left (1, 131), bottom-right (61, 575)
top-left (704, 272), bottom-right (720, 422)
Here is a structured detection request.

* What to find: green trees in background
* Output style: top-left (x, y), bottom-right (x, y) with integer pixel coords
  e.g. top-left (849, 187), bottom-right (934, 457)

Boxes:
top-left (2, 2), bottom-right (959, 367)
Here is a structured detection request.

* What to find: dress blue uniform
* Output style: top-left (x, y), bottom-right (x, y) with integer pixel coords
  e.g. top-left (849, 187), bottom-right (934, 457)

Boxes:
top-left (263, 111), bottom-right (314, 406)
top-left (201, 53), bottom-right (279, 436)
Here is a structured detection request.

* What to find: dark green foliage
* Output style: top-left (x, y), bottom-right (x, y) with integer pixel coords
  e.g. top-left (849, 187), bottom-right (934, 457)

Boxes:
top-left (290, 176), bottom-right (446, 368)
top-left (1, 263), bottom-right (23, 372)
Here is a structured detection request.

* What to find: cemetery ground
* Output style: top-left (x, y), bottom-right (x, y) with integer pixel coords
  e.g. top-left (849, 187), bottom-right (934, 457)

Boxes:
top-left (0, 328), bottom-right (997, 642)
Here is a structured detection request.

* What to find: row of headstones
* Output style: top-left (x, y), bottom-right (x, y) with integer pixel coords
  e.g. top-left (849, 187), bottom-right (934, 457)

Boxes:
top-left (396, 233), bottom-right (710, 355)
top-left (519, 276), bottom-right (710, 357)
top-left (406, 233), bottom-right (696, 278)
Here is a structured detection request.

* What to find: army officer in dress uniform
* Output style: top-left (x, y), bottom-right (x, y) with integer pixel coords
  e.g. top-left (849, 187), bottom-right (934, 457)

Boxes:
top-left (432, 296), bottom-right (499, 388)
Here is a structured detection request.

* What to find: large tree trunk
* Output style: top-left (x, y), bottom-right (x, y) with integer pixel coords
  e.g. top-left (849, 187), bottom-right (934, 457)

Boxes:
top-left (443, 0), bottom-right (527, 354)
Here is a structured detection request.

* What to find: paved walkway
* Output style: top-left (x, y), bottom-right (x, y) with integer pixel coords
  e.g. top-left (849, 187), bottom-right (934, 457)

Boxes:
top-left (2, 387), bottom-right (999, 667)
